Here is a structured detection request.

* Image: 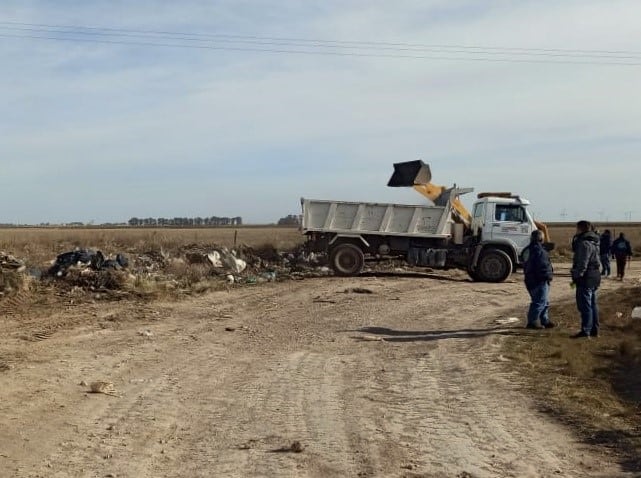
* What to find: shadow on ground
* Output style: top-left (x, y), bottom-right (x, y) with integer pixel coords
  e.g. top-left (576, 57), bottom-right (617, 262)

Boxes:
top-left (349, 325), bottom-right (527, 342)
top-left (360, 271), bottom-right (469, 282)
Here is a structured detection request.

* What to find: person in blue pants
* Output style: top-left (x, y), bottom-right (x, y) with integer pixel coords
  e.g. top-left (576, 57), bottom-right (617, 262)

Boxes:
top-left (570, 221), bottom-right (601, 338)
top-left (599, 229), bottom-right (612, 277)
top-left (523, 230), bottom-right (555, 329)
top-left (612, 232), bottom-right (633, 280)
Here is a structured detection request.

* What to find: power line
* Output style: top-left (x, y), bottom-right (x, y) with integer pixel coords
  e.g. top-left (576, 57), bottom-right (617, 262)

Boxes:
top-left (2, 24), bottom-right (641, 61)
top-left (2, 28), bottom-right (641, 66)
top-left (2, 20), bottom-right (641, 57)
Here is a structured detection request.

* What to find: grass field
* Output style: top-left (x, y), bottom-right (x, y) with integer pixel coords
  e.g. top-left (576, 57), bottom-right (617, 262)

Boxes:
top-left (0, 226), bottom-right (303, 265)
top-left (1, 223), bottom-right (640, 265)
top-left (546, 223), bottom-right (641, 257)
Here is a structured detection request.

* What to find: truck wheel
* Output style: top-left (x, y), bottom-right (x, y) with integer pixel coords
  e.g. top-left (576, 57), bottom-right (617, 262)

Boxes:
top-left (330, 244), bottom-right (365, 276)
top-left (476, 249), bottom-right (512, 283)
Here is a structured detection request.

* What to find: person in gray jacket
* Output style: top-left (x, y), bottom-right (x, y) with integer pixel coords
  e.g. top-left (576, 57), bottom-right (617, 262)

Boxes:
top-left (570, 220), bottom-right (601, 338)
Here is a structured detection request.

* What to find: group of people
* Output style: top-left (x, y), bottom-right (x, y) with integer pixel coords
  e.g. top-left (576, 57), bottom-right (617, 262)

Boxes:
top-left (523, 221), bottom-right (634, 339)
top-left (598, 229), bottom-right (633, 279)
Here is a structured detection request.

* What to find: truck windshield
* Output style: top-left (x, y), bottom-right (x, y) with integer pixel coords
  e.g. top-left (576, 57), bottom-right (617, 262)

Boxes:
top-left (495, 205), bottom-right (526, 222)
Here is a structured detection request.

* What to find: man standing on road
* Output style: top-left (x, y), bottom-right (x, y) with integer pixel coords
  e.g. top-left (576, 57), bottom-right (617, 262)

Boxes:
top-left (599, 229), bottom-right (613, 277)
top-left (612, 232), bottom-right (632, 280)
top-left (523, 230), bottom-right (555, 330)
top-left (570, 220), bottom-right (601, 339)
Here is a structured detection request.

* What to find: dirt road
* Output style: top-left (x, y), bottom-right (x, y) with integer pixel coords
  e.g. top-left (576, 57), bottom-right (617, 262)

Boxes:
top-left (0, 267), bottom-right (636, 478)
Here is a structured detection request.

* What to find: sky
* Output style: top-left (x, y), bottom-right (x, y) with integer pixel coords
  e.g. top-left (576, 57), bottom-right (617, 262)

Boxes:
top-left (1, 0), bottom-right (640, 224)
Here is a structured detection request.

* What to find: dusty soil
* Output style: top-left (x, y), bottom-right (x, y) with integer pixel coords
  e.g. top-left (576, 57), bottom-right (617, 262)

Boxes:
top-left (1, 265), bottom-right (640, 478)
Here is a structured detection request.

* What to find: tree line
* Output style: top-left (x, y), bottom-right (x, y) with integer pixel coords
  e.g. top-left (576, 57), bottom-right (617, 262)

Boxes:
top-left (128, 216), bottom-right (243, 227)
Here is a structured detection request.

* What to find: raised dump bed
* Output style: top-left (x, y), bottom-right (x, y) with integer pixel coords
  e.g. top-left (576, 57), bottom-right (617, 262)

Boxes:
top-left (301, 199), bottom-right (452, 238)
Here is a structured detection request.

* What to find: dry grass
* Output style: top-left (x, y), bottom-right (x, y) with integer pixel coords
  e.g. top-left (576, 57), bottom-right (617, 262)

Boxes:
top-left (505, 285), bottom-right (641, 469)
top-left (0, 227), bottom-right (303, 266)
top-left (547, 223), bottom-right (641, 258)
top-left (1, 223), bottom-right (637, 264)
top-left (0, 226), bottom-right (303, 301)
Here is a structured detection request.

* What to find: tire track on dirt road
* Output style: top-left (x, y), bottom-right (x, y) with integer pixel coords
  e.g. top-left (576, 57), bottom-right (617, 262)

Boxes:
top-left (1, 270), bottom-right (636, 477)
top-left (149, 276), bottom-right (628, 477)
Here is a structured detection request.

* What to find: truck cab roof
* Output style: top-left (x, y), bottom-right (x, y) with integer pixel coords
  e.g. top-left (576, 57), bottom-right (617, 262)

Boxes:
top-left (475, 195), bottom-right (531, 206)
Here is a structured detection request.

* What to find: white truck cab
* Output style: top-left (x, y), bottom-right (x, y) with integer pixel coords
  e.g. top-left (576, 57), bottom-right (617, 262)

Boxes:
top-left (470, 195), bottom-right (537, 265)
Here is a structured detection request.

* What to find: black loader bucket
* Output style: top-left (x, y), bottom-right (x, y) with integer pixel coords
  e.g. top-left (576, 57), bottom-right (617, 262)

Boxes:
top-left (387, 160), bottom-right (432, 187)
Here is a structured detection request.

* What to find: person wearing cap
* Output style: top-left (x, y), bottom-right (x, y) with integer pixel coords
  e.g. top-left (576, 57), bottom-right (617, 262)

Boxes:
top-left (523, 229), bottom-right (555, 330)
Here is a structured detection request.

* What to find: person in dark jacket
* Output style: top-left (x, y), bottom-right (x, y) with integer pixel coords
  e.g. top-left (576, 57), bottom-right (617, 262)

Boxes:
top-left (612, 232), bottom-right (632, 280)
top-left (523, 230), bottom-right (555, 329)
top-left (570, 220), bottom-right (601, 338)
top-left (599, 229), bottom-right (612, 277)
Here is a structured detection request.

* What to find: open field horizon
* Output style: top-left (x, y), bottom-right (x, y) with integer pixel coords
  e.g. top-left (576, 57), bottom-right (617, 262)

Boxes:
top-left (1, 223), bottom-right (639, 265)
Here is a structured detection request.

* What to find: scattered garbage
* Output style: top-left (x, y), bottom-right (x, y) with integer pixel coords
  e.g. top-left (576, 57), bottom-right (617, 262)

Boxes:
top-left (88, 381), bottom-right (119, 397)
top-left (3, 242), bottom-right (332, 300)
top-left (632, 307), bottom-right (641, 320)
top-left (262, 271), bottom-right (277, 282)
top-left (494, 317), bottom-right (521, 325)
top-left (1, 252), bottom-right (25, 272)
top-left (138, 330), bottom-right (153, 338)
top-left (0, 252), bottom-right (27, 297)
top-left (49, 249), bottom-right (129, 277)
top-left (206, 251), bottom-right (224, 268)
top-left (136, 250), bottom-right (167, 272)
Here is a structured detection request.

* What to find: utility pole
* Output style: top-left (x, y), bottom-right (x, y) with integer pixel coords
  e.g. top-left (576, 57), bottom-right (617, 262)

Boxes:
top-left (560, 209), bottom-right (568, 222)
top-left (597, 210), bottom-right (604, 222)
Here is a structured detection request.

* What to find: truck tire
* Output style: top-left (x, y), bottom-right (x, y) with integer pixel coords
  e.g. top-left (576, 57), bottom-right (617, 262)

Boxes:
top-left (330, 243), bottom-right (365, 276)
top-left (476, 249), bottom-right (512, 283)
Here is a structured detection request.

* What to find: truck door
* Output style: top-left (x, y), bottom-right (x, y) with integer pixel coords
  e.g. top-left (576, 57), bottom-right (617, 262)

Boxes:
top-left (490, 204), bottom-right (532, 253)
top-left (471, 202), bottom-right (486, 238)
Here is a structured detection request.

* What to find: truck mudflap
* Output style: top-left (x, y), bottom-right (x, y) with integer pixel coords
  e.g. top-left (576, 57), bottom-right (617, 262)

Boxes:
top-left (470, 244), bottom-right (484, 271)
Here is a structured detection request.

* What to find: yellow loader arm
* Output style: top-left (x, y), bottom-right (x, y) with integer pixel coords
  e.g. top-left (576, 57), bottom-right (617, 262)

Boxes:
top-left (388, 160), bottom-right (553, 247)
top-left (388, 160), bottom-right (472, 226)
top-left (412, 184), bottom-right (472, 226)
top-left (533, 220), bottom-right (551, 244)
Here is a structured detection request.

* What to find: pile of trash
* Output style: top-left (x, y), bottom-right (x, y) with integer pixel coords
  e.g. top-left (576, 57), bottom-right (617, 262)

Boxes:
top-left (15, 243), bottom-right (333, 297)
top-left (0, 252), bottom-right (27, 297)
top-left (47, 248), bottom-right (131, 291)
top-left (48, 249), bottom-right (129, 277)
top-left (1, 252), bottom-right (25, 272)
top-left (179, 244), bottom-right (331, 284)
top-left (196, 249), bottom-right (248, 274)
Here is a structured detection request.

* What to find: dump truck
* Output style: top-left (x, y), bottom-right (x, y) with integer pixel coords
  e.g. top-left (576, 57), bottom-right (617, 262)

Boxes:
top-left (301, 160), bottom-right (553, 283)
